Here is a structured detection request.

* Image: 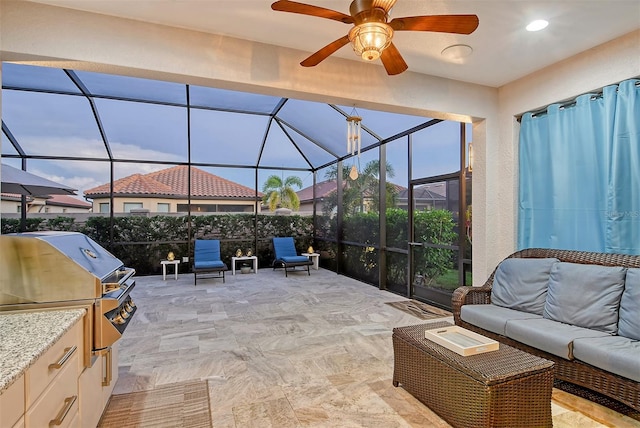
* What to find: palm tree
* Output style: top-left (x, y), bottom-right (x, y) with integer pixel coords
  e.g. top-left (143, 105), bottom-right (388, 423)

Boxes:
top-left (261, 174), bottom-right (303, 211)
top-left (361, 159), bottom-right (398, 211)
top-left (322, 160), bottom-right (397, 216)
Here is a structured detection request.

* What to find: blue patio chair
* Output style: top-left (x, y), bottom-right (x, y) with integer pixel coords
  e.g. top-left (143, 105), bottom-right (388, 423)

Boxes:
top-left (193, 239), bottom-right (227, 285)
top-left (272, 237), bottom-right (313, 277)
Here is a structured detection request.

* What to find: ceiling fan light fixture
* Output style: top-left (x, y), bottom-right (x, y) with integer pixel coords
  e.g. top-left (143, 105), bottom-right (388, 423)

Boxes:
top-left (348, 22), bottom-right (394, 61)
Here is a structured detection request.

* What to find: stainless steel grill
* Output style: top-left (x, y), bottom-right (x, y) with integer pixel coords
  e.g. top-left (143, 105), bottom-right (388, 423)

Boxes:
top-left (0, 231), bottom-right (137, 353)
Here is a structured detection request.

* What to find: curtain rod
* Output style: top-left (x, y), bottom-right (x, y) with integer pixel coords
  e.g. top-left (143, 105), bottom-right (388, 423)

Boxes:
top-left (516, 78), bottom-right (639, 122)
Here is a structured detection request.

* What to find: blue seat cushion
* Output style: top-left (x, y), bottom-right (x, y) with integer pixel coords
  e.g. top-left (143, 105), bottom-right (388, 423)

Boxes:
top-left (491, 257), bottom-right (558, 315)
top-left (543, 262), bottom-right (626, 334)
top-left (280, 256), bottom-right (311, 264)
top-left (194, 260), bottom-right (225, 269)
top-left (619, 268), bottom-right (640, 340)
top-left (460, 304), bottom-right (542, 336)
top-left (505, 317), bottom-right (610, 359)
top-left (573, 336), bottom-right (640, 382)
top-left (273, 237), bottom-right (298, 258)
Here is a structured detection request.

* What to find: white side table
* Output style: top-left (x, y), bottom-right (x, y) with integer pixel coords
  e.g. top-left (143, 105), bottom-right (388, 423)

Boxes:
top-left (231, 256), bottom-right (258, 275)
top-left (161, 260), bottom-right (180, 280)
top-left (302, 253), bottom-right (320, 270)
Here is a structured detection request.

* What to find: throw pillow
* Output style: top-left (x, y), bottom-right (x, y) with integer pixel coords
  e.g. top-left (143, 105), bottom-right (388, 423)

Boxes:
top-left (543, 262), bottom-right (626, 334)
top-left (491, 257), bottom-right (558, 315)
top-left (618, 268), bottom-right (640, 340)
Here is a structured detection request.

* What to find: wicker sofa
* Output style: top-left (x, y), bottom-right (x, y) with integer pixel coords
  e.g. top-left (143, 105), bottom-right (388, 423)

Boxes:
top-left (452, 248), bottom-right (640, 412)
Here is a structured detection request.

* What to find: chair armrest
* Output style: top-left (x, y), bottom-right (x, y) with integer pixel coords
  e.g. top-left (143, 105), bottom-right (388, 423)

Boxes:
top-left (451, 285), bottom-right (492, 325)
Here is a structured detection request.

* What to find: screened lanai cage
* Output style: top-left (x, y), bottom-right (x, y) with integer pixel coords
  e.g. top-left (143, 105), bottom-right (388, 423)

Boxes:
top-left (1, 62), bottom-right (471, 309)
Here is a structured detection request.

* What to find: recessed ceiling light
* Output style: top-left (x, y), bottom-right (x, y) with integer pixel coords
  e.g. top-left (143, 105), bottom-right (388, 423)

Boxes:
top-left (526, 19), bottom-right (549, 32)
top-left (441, 44), bottom-right (473, 63)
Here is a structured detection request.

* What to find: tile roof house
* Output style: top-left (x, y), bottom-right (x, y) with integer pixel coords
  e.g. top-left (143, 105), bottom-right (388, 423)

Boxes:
top-left (296, 180), bottom-right (339, 214)
top-left (84, 165), bottom-right (262, 214)
top-left (297, 179), bottom-right (408, 214)
top-left (1, 193), bottom-right (91, 214)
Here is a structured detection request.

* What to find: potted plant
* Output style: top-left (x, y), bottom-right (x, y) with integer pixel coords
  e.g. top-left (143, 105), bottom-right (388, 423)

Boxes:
top-left (240, 263), bottom-right (251, 274)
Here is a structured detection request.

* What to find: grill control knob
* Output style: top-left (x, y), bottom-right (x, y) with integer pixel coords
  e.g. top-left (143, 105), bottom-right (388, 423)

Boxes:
top-left (124, 302), bottom-right (134, 312)
top-left (128, 299), bottom-right (136, 308)
top-left (120, 308), bottom-right (131, 319)
top-left (112, 314), bottom-right (125, 325)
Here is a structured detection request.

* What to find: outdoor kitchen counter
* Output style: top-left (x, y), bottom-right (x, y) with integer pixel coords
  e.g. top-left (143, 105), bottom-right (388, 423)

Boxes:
top-left (0, 308), bottom-right (86, 393)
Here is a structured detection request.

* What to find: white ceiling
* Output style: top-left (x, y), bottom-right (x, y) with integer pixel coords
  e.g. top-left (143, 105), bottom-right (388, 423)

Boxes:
top-left (28, 0), bottom-right (640, 87)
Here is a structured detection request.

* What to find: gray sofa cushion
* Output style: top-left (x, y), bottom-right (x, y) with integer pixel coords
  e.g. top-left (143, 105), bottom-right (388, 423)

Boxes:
top-left (505, 318), bottom-right (610, 359)
top-left (460, 304), bottom-right (542, 336)
top-left (543, 262), bottom-right (626, 334)
top-left (491, 257), bottom-right (558, 315)
top-left (573, 336), bottom-right (640, 382)
top-left (619, 268), bottom-right (640, 340)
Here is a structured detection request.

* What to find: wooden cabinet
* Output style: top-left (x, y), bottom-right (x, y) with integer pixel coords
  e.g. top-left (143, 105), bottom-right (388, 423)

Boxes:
top-left (79, 343), bottom-right (118, 427)
top-left (0, 314), bottom-right (86, 428)
top-left (25, 320), bottom-right (82, 428)
top-left (25, 320), bottom-right (82, 408)
top-left (25, 350), bottom-right (79, 428)
top-left (0, 373), bottom-right (25, 428)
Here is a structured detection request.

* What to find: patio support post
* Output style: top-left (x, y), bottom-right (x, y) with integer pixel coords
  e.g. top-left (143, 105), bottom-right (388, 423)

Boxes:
top-left (312, 170), bottom-right (317, 255)
top-left (254, 168), bottom-right (259, 260)
top-left (336, 159), bottom-right (344, 275)
top-left (378, 144), bottom-right (387, 290)
top-left (459, 122), bottom-right (468, 286)
top-left (20, 159), bottom-right (27, 233)
top-left (407, 134), bottom-right (414, 298)
top-left (186, 85), bottom-right (193, 256)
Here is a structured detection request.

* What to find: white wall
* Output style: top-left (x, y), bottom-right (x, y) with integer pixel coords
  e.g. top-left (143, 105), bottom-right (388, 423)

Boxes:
top-left (1, 0), bottom-right (638, 282)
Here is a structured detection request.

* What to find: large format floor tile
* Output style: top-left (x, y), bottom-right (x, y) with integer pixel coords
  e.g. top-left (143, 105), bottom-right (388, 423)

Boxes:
top-left (114, 268), bottom-right (639, 427)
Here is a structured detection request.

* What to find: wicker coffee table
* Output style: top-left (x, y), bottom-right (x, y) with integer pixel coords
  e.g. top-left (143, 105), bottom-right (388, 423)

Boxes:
top-left (393, 322), bottom-right (554, 428)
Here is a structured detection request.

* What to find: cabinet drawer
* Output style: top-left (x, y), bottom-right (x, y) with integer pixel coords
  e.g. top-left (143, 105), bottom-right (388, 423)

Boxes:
top-left (26, 320), bottom-right (82, 407)
top-left (25, 351), bottom-right (79, 428)
top-left (0, 374), bottom-right (25, 428)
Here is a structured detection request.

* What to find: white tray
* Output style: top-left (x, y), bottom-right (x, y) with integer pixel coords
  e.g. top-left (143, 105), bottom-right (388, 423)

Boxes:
top-left (425, 325), bottom-right (499, 356)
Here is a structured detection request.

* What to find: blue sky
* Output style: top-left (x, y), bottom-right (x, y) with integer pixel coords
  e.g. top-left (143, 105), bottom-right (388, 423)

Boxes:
top-left (1, 63), bottom-right (470, 198)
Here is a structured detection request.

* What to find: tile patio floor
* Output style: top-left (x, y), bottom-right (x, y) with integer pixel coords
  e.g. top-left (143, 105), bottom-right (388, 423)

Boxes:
top-left (113, 267), bottom-right (639, 427)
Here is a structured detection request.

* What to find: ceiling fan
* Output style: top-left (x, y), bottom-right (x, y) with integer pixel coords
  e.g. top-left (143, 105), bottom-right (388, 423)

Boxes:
top-left (271, 0), bottom-right (479, 75)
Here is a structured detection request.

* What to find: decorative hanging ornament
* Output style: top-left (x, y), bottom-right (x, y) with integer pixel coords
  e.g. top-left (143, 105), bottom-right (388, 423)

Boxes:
top-left (346, 108), bottom-right (362, 158)
top-left (349, 164), bottom-right (359, 180)
top-left (236, 249), bottom-right (243, 257)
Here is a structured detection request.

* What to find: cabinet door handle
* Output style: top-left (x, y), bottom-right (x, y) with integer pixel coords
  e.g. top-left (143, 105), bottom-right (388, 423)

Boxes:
top-left (48, 346), bottom-right (77, 369)
top-left (102, 347), bottom-right (112, 387)
top-left (49, 395), bottom-right (77, 426)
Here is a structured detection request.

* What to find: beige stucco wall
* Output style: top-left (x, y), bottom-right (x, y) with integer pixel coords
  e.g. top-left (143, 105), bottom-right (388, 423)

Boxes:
top-left (89, 196), bottom-right (259, 213)
top-left (1, 1), bottom-right (638, 282)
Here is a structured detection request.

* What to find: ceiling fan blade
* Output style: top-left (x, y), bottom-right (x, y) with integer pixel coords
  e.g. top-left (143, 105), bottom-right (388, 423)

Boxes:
top-left (301, 35), bottom-right (351, 67)
top-left (380, 42), bottom-right (408, 75)
top-left (389, 15), bottom-right (479, 34)
top-left (372, 0), bottom-right (398, 13)
top-left (271, 1), bottom-right (353, 24)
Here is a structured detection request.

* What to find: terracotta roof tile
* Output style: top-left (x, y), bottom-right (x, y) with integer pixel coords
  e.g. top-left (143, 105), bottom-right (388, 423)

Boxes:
top-left (296, 179), bottom-right (338, 202)
top-left (85, 165), bottom-right (260, 199)
top-left (46, 194), bottom-right (92, 208)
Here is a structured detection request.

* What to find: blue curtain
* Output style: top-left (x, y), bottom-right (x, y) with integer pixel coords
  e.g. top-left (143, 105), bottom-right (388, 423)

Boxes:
top-left (518, 79), bottom-right (640, 254)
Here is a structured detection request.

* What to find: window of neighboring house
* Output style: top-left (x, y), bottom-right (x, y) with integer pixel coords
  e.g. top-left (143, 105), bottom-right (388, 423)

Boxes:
top-left (123, 202), bottom-right (143, 213)
top-left (157, 203), bottom-right (170, 213)
top-left (44, 207), bottom-right (50, 213)
top-left (99, 203), bottom-right (110, 213)
top-left (17, 205), bottom-right (21, 213)
top-left (62, 208), bottom-right (67, 213)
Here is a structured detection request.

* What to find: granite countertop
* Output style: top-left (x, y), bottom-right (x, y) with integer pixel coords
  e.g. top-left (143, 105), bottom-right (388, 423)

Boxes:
top-left (0, 308), bottom-right (86, 393)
